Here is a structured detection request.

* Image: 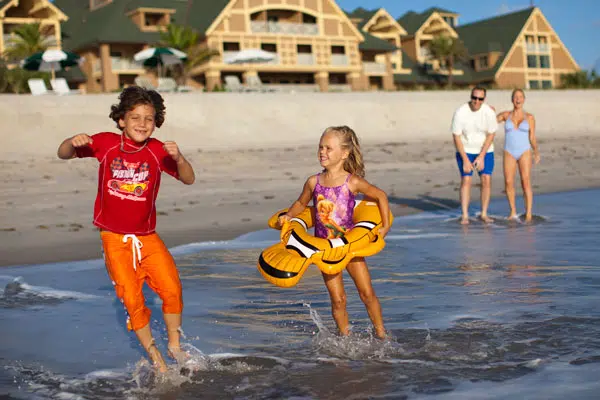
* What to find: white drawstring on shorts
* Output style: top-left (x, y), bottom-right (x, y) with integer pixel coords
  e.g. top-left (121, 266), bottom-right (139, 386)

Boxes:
top-left (122, 234), bottom-right (143, 271)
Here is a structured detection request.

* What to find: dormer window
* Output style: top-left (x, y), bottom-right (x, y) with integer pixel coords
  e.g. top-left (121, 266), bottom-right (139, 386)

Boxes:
top-left (442, 16), bottom-right (456, 27)
top-left (90, 0), bottom-right (112, 11)
top-left (127, 8), bottom-right (175, 32)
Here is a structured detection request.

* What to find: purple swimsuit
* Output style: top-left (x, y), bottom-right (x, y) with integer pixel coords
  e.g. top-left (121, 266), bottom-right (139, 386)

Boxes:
top-left (313, 173), bottom-right (355, 239)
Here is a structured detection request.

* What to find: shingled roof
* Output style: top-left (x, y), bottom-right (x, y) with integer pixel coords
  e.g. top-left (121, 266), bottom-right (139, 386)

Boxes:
top-left (397, 7), bottom-right (459, 36)
top-left (456, 7), bottom-right (535, 82)
top-left (53, 0), bottom-right (229, 52)
top-left (345, 7), bottom-right (378, 30)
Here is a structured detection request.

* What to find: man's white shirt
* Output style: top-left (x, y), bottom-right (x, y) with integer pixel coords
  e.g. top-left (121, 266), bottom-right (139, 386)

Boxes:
top-left (451, 103), bottom-right (498, 154)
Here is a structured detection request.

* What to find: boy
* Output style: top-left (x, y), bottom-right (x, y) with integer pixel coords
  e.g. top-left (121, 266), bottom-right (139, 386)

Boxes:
top-left (57, 86), bottom-right (195, 372)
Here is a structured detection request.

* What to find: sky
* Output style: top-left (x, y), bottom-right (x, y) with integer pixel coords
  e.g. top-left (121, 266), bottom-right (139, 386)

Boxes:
top-left (338, 0), bottom-right (600, 72)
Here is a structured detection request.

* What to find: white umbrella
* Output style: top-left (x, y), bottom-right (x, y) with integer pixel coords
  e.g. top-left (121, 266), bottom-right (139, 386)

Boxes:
top-left (133, 47), bottom-right (187, 76)
top-left (224, 49), bottom-right (276, 64)
top-left (21, 49), bottom-right (82, 80)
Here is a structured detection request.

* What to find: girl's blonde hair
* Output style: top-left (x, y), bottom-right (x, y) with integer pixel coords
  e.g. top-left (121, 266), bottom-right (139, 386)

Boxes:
top-left (322, 125), bottom-right (365, 177)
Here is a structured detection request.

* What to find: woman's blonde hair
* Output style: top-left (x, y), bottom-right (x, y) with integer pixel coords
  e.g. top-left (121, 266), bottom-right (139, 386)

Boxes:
top-left (322, 125), bottom-right (365, 177)
top-left (511, 88), bottom-right (525, 101)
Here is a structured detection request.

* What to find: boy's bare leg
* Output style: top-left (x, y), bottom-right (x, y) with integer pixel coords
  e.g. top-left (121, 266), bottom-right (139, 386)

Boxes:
top-left (479, 174), bottom-right (493, 222)
top-left (459, 176), bottom-right (472, 224)
top-left (164, 313), bottom-right (187, 361)
top-left (136, 324), bottom-right (168, 372)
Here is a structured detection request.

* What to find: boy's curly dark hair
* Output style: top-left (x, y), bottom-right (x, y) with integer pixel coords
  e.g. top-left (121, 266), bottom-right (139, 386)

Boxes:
top-left (109, 86), bottom-right (166, 129)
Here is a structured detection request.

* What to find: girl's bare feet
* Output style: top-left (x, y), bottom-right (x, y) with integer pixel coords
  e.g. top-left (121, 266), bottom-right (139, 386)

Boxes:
top-left (460, 216), bottom-right (470, 225)
top-left (479, 214), bottom-right (494, 223)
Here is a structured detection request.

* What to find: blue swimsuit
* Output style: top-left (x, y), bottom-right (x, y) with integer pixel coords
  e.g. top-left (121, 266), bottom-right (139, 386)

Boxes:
top-left (504, 113), bottom-right (531, 160)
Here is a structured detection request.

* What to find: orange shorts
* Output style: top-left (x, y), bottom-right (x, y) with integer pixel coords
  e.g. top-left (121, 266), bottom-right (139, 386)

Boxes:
top-left (100, 231), bottom-right (183, 331)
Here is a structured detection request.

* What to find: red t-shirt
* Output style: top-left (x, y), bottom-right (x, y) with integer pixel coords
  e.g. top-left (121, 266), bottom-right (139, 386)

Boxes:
top-left (76, 132), bottom-right (179, 234)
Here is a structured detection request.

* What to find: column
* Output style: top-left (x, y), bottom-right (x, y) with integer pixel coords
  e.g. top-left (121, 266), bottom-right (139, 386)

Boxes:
top-left (100, 44), bottom-right (119, 92)
top-left (205, 69), bottom-right (222, 91)
top-left (346, 71), bottom-right (362, 91)
top-left (382, 53), bottom-right (395, 91)
top-left (315, 71), bottom-right (329, 92)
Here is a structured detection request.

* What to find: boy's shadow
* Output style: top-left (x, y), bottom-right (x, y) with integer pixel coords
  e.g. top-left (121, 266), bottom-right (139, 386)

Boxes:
top-left (388, 194), bottom-right (460, 212)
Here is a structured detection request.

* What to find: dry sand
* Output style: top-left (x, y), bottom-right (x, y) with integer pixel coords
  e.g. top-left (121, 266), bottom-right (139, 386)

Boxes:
top-left (1, 90), bottom-right (599, 266)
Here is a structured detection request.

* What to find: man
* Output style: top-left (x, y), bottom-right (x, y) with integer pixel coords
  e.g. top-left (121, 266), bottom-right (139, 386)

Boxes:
top-left (451, 86), bottom-right (498, 224)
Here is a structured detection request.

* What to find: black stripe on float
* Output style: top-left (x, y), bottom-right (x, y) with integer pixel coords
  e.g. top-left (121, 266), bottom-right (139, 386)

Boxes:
top-left (258, 254), bottom-right (298, 279)
top-left (322, 257), bottom-right (345, 265)
top-left (291, 231), bottom-right (320, 252)
top-left (285, 244), bottom-right (305, 258)
top-left (341, 236), bottom-right (349, 245)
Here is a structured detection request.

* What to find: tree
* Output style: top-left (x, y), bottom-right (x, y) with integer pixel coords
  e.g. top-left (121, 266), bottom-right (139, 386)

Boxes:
top-left (428, 34), bottom-right (468, 88)
top-left (2, 23), bottom-right (51, 61)
top-left (559, 70), bottom-right (592, 88)
top-left (159, 24), bottom-right (219, 85)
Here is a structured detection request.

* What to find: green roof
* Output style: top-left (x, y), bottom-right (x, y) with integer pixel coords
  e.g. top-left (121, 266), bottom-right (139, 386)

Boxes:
top-left (456, 7), bottom-right (535, 81)
top-left (53, 0), bottom-right (229, 52)
top-left (360, 31), bottom-right (398, 52)
top-left (397, 7), bottom-right (459, 36)
top-left (345, 7), bottom-right (378, 30)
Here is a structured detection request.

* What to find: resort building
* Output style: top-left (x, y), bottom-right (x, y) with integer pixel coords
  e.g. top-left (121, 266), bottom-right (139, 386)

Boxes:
top-left (53, 0), bottom-right (398, 93)
top-left (0, 0), bottom-right (66, 55)
top-left (4, 0), bottom-right (580, 92)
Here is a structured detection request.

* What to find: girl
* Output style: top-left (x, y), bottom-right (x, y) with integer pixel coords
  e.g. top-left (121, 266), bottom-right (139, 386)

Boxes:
top-left (279, 126), bottom-right (391, 339)
top-left (57, 86), bottom-right (195, 372)
top-left (497, 89), bottom-right (539, 222)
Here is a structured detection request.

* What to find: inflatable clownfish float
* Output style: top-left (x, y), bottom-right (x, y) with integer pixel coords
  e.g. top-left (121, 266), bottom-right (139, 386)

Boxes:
top-left (257, 200), bottom-right (393, 288)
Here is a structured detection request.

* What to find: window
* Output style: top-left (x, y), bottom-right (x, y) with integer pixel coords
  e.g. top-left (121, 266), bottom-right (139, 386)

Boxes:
top-left (331, 45), bottom-right (345, 55)
top-left (478, 56), bottom-right (488, 69)
top-left (529, 80), bottom-right (540, 89)
top-left (391, 62), bottom-right (397, 69)
top-left (538, 36), bottom-right (549, 52)
top-left (542, 80), bottom-right (553, 89)
top-left (302, 14), bottom-right (316, 24)
top-left (145, 12), bottom-right (167, 27)
top-left (261, 43), bottom-right (277, 53)
top-left (110, 51), bottom-right (122, 57)
top-left (297, 44), bottom-right (312, 54)
top-left (527, 55), bottom-right (538, 68)
top-left (525, 35), bottom-right (536, 52)
top-left (443, 16), bottom-right (455, 27)
top-left (539, 55), bottom-right (550, 68)
top-left (223, 42), bottom-right (240, 51)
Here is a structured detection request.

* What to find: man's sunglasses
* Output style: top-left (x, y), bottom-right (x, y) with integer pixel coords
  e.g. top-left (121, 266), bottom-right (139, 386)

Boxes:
top-left (471, 96), bottom-right (485, 101)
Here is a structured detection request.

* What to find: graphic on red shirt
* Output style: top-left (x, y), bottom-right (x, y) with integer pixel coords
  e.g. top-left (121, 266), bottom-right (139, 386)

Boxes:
top-left (107, 157), bottom-right (150, 200)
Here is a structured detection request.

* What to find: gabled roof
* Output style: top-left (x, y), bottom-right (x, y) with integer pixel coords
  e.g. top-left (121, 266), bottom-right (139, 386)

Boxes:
top-left (54, 0), bottom-right (229, 51)
top-left (346, 7), bottom-right (377, 30)
top-left (359, 31), bottom-right (398, 52)
top-left (456, 7), bottom-right (535, 81)
top-left (397, 7), bottom-right (459, 36)
top-left (423, 7), bottom-right (458, 16)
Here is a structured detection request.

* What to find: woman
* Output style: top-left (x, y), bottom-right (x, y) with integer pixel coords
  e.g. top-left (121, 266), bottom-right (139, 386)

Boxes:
top-left (497, 89), bottom-right (540, 222)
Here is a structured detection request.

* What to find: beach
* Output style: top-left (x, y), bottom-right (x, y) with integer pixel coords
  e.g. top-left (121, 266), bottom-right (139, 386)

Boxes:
top-left (1, 90), bottom-right (599, 267)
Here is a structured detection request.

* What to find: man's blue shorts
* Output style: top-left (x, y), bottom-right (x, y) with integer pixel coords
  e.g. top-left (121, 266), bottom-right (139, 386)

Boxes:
top-left (456, 152), bottom-right (494, 176)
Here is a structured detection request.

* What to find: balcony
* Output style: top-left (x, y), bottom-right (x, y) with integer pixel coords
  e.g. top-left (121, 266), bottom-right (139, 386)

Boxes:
top-left (331, 54), bottom-right (349, 66)
top-left (538, 43), bottom-right (549, 53)
top-left (363, 62), bottom-right (386, 74)
top-left (111, 57), bottom-right (144, 72)
top-left (297, 53), bottom-right (315, 65)
top-left (2, 34), bottom-right (57, 49)
top-left (526, 43), bottom-right (537, 53)
top-left (250, 21), bottom-right (318, 36)
top-left (419, 47), bottom-right (432, 60)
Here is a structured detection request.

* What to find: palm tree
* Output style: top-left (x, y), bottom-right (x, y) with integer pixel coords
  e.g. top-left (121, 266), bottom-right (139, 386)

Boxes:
top-left (428, 34), bottom-right (468, 88)
top-left (2, 23), bottom-right (52, 61)
top-left (159, 24), bottom-right (219, 85)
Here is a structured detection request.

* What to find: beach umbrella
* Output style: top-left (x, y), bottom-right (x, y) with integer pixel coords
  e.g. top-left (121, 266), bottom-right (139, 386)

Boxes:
top-left (21, 49), bottom-right (81, 80)
top-left (224, 49), bottom-right (276, 64)
top-left (133, 47), bottom-right (187, 76)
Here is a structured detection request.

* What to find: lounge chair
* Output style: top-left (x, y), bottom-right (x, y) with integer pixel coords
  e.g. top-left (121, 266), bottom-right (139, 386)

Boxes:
top-left (246, 75), bottom-right (276, 92)
top-left (50, 78), bottom-right (81, 95)
top-left (27, 78), bottom-right (50, 95)
top-left (157, 77), bottom-right (178, 93)
top-left (224, 75), bottom-right (254, 92)
top-left (134, 76), bottom-right (157, 90)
